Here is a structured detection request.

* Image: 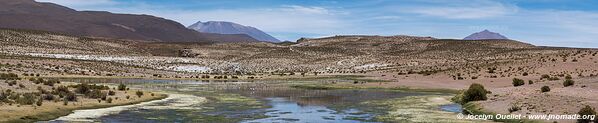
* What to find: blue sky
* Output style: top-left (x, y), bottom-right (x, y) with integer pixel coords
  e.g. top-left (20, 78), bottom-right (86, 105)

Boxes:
top-left (37, 0), bottom-right (598, 48)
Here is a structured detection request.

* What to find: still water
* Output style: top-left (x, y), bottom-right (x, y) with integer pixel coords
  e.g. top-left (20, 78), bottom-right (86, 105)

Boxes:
top-left (49, 78), bottom-right (462, 123)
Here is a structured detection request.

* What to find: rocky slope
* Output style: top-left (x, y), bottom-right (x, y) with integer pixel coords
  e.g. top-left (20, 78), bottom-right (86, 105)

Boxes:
top-left (0, 0), bottom-right (257, 43)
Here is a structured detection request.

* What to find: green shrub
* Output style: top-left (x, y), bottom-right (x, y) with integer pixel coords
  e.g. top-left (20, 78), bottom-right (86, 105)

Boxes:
top-left (42, 94), bottom-right (54, 101)
top-left (64, 92), bottom-right (77, 101)
top-left (70, 83), bottom-right (109, 90)
top-left (36, 98), bottom-right (43, 106)
top-left (107, 97), bottom-right (113, 103)
top-left (0, 73), bottom-right (19, 80)
top-left (118, 83), bottom-right (127, 91)
top-left (548, 77), bottom-right (560, 81)
top-left (86, 89), bottom-right (106, 99)
top-left (34, 78), bottom-right (45, 84)
top-left (75, 83), bottom-right (90, 94)
top-left (53, 86), bottom-right (71, 97)
top-left (16, 93), bottom-right (37, 105)
top-left (541, 86), bottom-right (551, 92)
top-left (512, 78), bottom-right (525, 87)
top-left (462, 83), bottom-right (488, 104)
top-left (528, 80), bottom-right (534, 84)
top-left (0, 92), bottom-right (7, 102)
top-left (43, 79), bottom-right (60, 86)
top-left (508, 105), bottom-right (521, 113)
top-left (563, 79), bottom-right (575, 87)
top-left (136, 91), bottom-right (144, 98)
top-left (577, 105), bottom-right (596, 123)
top-left (522, 72), bottom-right (529, 76)
top-left (541, 74), bottom-right (550, 79)
top-left (108, 90), bottom-right (116, 96)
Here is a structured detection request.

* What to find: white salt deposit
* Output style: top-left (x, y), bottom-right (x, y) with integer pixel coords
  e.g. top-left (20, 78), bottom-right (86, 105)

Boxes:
top-left (164, 65), bottom-right (212, 73)
top-left (354, 63), bottom-right (390, 69)
top-left (53, 94), bottom-right (206, 122)
top-left (26, 53), bottom-right (135, 61)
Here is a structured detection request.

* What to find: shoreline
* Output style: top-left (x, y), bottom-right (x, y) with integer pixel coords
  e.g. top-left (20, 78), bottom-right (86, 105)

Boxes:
top-left (1, 92), bottom-right (167, 123)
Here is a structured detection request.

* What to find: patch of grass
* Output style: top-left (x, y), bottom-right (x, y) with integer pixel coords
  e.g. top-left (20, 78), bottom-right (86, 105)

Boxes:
top-left (4, 94), bottom-right (167, 123)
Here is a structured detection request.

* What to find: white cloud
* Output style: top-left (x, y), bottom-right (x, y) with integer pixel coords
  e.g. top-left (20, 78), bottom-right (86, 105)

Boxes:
top-left (397, 0), bottom-right (518, 19)
top-left (281, 5), bottom-right (332, 15)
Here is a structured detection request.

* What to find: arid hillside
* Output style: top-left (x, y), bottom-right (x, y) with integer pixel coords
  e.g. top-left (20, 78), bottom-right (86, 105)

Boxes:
top-left (1, 28), bottom-right (597, 79)
top-left (0, 0), bottom-right (257, 43)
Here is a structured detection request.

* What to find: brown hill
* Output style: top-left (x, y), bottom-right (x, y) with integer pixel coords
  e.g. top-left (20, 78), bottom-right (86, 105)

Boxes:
top-left (0, 0), bottom-right (257, 42)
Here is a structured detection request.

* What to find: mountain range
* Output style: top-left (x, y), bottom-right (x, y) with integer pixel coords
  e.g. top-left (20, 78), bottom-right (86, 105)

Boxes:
top-left (188, 21), bottom-right (280, 42)
top-left (0, 0), bottom-right (258, 43)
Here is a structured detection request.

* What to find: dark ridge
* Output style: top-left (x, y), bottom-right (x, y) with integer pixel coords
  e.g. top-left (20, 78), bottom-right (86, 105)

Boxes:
top-left (0, 0), bottom-right (258, 43)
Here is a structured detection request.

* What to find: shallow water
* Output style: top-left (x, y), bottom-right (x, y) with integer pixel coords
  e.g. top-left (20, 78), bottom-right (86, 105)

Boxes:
top-left (49, 78), bottom-right (462, 123)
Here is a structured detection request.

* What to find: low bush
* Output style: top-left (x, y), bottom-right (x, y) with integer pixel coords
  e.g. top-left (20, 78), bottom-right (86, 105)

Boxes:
top-left (0, 73), bottom-right (19, 80)
top-left (577, 105), bottom-right (596, 123)
top-left (0, 92), bottom-right (9, 103)
top-left (108, 90), bottom-right (116, 96)
top-left (107, 97), bottom-right (113, 103)
top-left (53, 86), bottom-right (71, 97)
top-left (118, 83), bottom-right (127, 91)
top-left (36, 98), bottom-right (43, 106)
top-left (541, 86), bottom-right (551, 92)
top-left (528, 80), bottom-right (534, 85)
top-left (64, 92), bottom-right (77, 101)
top-left (16, 93), bottom-right (37, 105)
top-left (86, 89), bottom-right (107, 99)
top-left (33, 78), bottom-right (44, 84)
top-left (563, 79), bottom-right (575, 87)
top-left (75, 83), bottom-right (91, 94)
top-left (461, 83), bottom-right (488, 104)
top-left (136, 91), bottom-right (144, 98)
top-left (512, 78), bottom-right (525, 87)
top-left (541, 74), bottom-right (550, 79)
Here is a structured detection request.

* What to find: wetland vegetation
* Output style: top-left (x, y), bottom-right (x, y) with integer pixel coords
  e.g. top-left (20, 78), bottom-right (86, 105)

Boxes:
top-left (48, 77), bottom-right (468, 123)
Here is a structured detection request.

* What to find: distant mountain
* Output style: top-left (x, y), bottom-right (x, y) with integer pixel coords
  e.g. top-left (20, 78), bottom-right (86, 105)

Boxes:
top-left (463, 30), bottom-right (509, 40)
top-left (188, 21), bottom-right (280, 42)
top-left (0, 0), bottom-right (257, 43)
